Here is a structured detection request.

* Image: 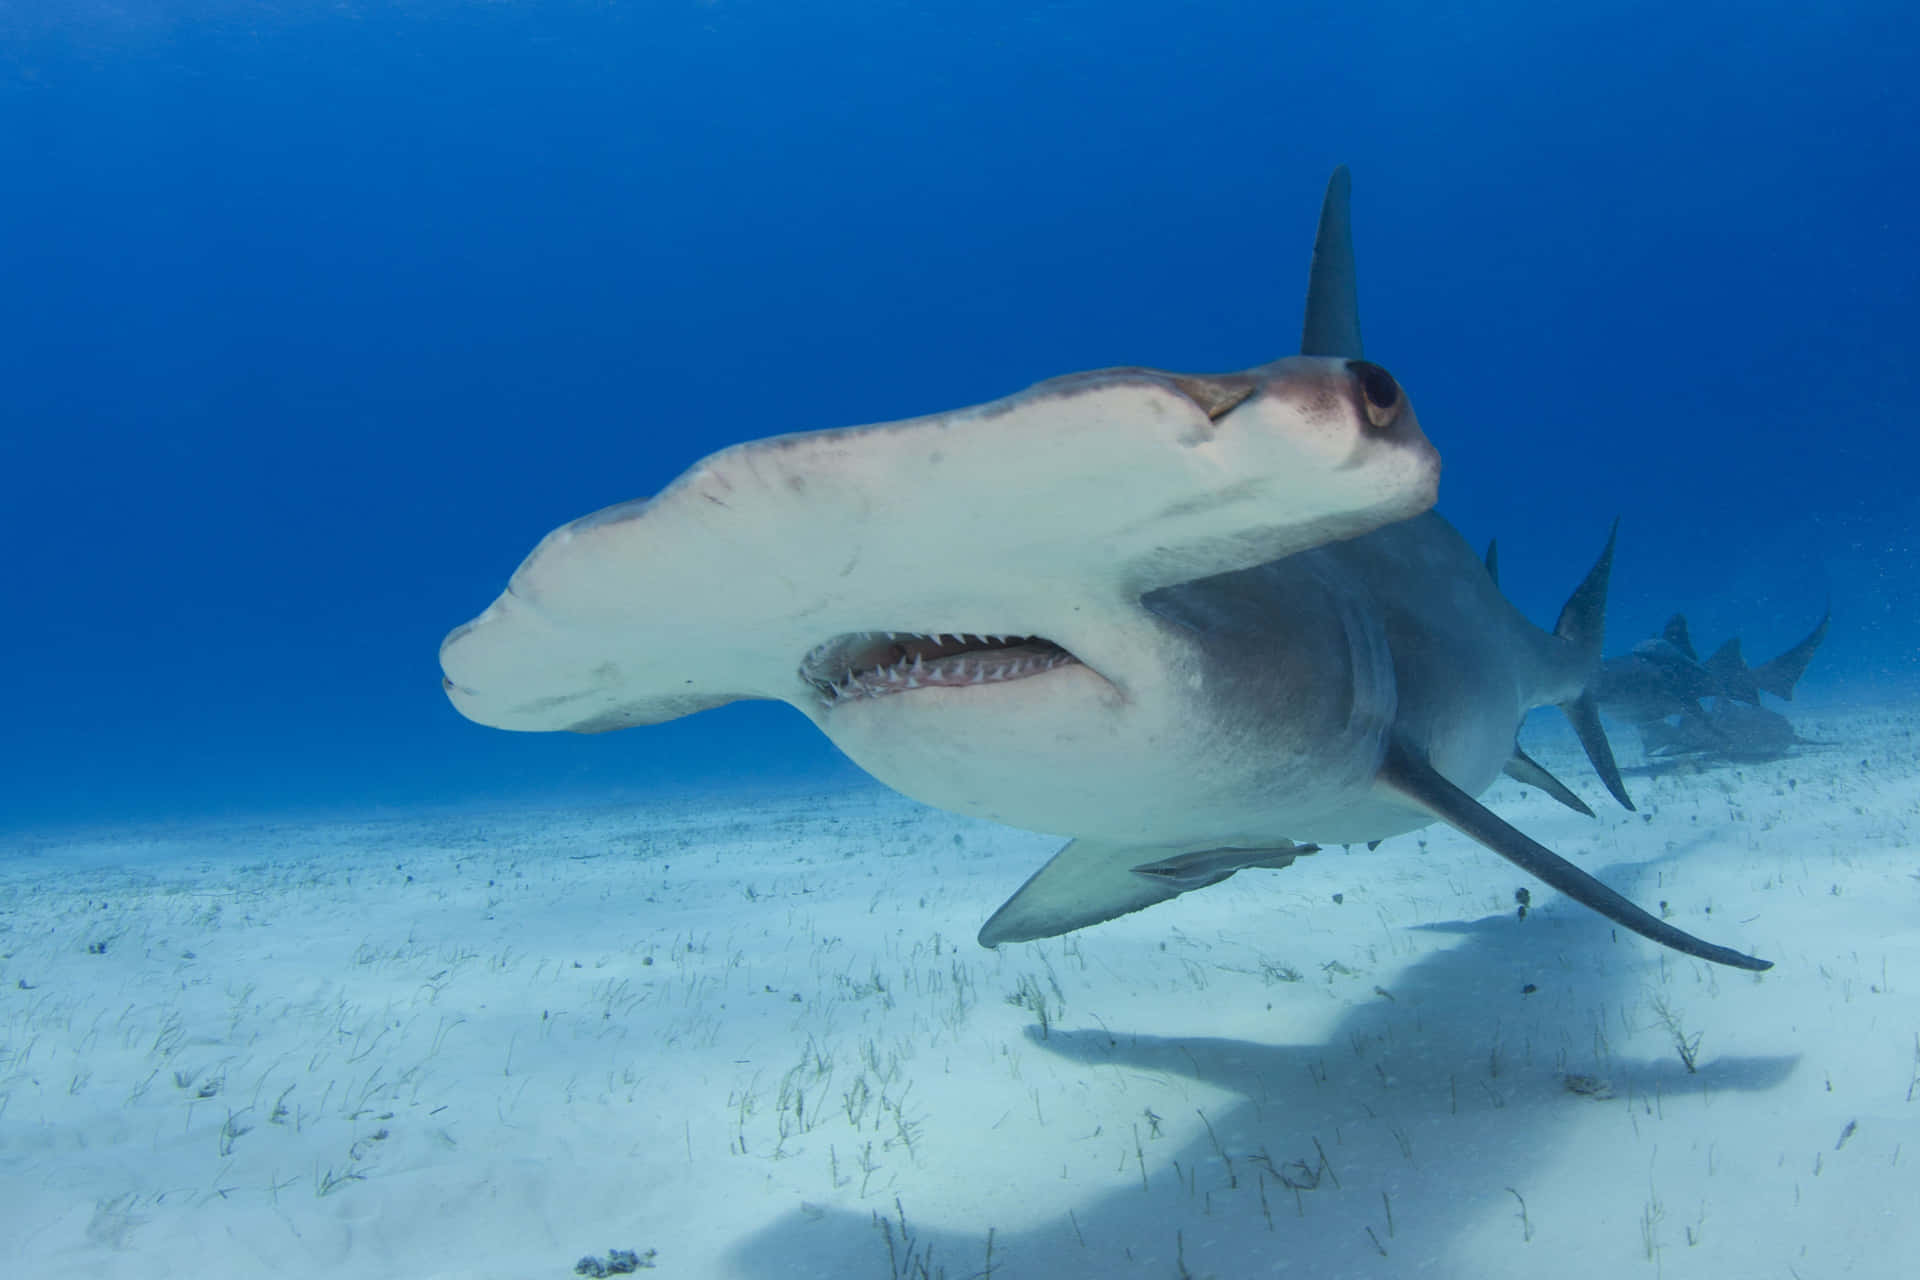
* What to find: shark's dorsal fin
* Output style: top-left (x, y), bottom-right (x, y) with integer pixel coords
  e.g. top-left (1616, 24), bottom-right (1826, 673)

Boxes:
top-left (1301, 166), bottom-right (1364, 359)
top-left (1662, 614), bottom-right (1697, 661)
top-left (1376, 738), bottom-right (1771, 970)
top-left (1502, 747), bottom-right (1595, 817)
top-left (1483, 538), bottom-right (1500, 586)
top-left (978, 838), bottom-right (1307, 946)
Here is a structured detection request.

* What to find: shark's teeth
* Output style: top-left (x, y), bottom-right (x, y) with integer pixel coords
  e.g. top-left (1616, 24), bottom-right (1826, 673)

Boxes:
top-left (801, 630), bottom-right (1081, 705)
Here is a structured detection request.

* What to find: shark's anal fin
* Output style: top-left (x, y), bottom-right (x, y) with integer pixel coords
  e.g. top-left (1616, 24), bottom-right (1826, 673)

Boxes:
top-left (1502, 747), bottom-right (1595, 817)
top-left (978, 839), bottom-right (1308, 947)
top-left (1377, 739), bottom-right (1772, 971)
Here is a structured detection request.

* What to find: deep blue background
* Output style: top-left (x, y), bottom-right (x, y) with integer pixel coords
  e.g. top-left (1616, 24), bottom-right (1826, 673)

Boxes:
top-left (2, 1), bottom-right (1914, 830)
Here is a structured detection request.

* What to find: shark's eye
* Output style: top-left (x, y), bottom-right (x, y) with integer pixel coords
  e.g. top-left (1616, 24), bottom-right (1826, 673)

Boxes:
top-left (1347, 360), bottom-right (1403, 430)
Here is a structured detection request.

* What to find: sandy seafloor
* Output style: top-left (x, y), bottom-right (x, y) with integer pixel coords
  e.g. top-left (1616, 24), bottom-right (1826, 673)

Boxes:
top-left (3, 704), bottom-right (1917, 1280)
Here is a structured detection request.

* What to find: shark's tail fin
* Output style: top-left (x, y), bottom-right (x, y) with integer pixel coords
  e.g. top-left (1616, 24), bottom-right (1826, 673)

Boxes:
top-left (1554, 520), bottom-right (1635, 811)
top-left (1752, 607), bottom-right (1831, 701)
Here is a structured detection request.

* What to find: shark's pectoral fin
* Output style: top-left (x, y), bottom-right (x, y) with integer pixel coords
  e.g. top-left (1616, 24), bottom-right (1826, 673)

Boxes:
top-left (1376, 739), bottom-right (1772, 971)
top-left (1502, 747), bottom-right (1595, 817)
top-left (978, 839), bottom-right (1309, 947)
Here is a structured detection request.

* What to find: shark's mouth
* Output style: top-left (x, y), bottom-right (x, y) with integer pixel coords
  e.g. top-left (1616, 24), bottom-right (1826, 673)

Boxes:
top-left (801, 631), bottom-right (1083, 705)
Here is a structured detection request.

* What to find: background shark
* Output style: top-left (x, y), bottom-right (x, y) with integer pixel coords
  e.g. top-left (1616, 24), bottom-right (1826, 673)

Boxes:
top-left (441, 170), bottom-right (1771, 971)
top-left (1597, 610), bottom-right (1830, 764)
top-left (1594, 610), bottom-right (1830, 725)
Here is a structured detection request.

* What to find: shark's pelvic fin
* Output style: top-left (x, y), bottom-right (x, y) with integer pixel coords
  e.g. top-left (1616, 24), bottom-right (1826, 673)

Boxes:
top-left (1553, 520), bottom-right (1634, 811)
top-left (1301, 166), bottom-right (1364, 360)
top-left (1376, 738), bottom-right (1771, 970)
top-left (1502, 747), bottom-right (1596, 817)
top-left (978, 838), bottom-right (1310, 946)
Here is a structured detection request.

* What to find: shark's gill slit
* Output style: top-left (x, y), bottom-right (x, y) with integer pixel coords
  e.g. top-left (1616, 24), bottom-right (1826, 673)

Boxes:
top-left (801, 631), bottom-right (1083, 704)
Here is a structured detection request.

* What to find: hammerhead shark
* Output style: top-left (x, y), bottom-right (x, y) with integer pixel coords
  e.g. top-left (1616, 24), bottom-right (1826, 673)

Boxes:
top-left (440, 169), bottom-right (1771, 971)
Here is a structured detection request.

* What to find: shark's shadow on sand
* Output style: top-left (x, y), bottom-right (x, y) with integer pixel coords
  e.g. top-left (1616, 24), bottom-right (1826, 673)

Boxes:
top-left (727, 847), bottom-right (1795, 1279)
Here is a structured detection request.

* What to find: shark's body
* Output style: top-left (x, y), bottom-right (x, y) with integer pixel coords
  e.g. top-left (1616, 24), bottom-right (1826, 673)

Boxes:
top-left (441, 170), bottom-right (1770, 971)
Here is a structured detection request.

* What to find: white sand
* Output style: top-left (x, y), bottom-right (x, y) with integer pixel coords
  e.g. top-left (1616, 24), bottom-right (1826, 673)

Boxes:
top-left (2, 705), bottom-right (1916, 1280)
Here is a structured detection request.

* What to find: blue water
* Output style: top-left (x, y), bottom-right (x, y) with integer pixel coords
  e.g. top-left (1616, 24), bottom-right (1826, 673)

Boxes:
top-left (2, 1), bottom-right (1913, 832)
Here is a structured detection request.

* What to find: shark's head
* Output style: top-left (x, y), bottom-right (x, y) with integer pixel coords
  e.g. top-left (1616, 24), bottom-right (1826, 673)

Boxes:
top-left (439, 352), bottom-right (1433, 741)
top-left (440, 168), bottom-right (1435, 827)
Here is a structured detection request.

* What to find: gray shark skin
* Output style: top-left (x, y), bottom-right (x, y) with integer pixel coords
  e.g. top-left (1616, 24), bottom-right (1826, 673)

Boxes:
top-left (440, 169), bottom-right (1771, 972)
